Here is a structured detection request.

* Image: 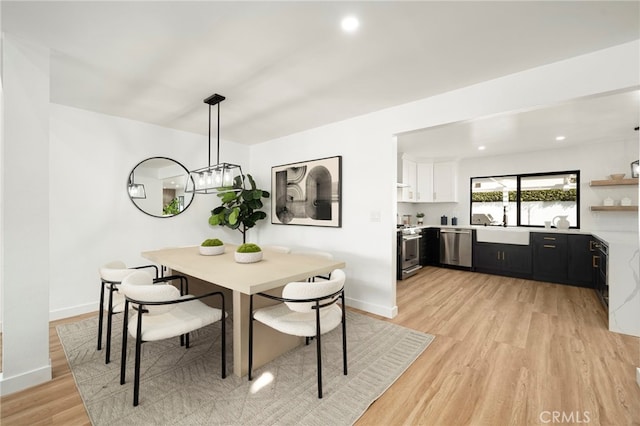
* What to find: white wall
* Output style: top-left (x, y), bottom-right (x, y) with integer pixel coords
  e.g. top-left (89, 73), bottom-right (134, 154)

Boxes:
top-left (457, 140), bottom-right (639, 232)
top-left (48, 104), bottom-right (250, 319)
top-left (408, 139), bottom-right (639, 232)
top-left (1, 34), bottom-right (52, 395)
top-left (249, 40), bottom-right (639, 318)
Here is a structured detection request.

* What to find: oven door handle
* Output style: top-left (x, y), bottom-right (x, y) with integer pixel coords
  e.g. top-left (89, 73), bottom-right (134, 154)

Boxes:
top-left (402, 235), bottom-right (422, 241)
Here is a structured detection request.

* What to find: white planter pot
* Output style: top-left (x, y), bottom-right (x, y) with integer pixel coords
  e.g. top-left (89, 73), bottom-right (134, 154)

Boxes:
top-left (234, 251), bottom-right (263, 263)
top-left (199, 245), bottom-right (225, 256)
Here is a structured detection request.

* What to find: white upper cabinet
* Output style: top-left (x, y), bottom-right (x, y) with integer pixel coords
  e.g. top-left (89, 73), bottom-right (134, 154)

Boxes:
top-left (400, 158), bottom-right (417, 201)
top-left (415, 162), bottom-right (434, 202)
top-left (433, 161), bottom-right (458, 202)
top-left (398, 155), bottom-right (457, 203)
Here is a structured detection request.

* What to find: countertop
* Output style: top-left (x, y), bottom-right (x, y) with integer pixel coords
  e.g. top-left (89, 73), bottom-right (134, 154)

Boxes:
top-left (397, 224), bottom-right (638, 240)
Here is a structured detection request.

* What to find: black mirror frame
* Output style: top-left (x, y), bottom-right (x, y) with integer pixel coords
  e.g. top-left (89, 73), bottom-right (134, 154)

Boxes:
top-left (127, 156), bottom-right (195, 218)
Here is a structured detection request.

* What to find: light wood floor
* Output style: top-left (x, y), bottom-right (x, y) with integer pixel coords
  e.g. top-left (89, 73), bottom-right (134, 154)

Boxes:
top-left (1, 267), bottom-right (639, 425)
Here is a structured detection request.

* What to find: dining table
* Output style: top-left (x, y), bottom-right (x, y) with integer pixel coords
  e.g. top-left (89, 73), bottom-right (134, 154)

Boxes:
top-left (141, 244), bottom-right (346, 376)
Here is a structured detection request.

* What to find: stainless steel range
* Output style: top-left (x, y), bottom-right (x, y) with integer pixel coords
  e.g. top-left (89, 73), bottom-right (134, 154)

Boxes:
top-left (399, 227), bottom-right (422, 279)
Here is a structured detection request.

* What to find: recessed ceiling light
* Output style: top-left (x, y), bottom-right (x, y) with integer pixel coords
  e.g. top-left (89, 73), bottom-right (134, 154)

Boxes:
top-left (341, 16), bottom-right (359, 32)
top-left (555, 136), bottom-right (566, 141)
top-left (478, 146), bottom-right (486, 151)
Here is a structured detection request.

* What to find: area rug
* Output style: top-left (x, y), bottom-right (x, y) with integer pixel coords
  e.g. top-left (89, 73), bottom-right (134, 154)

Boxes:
top-left (57, 310), bottom-right (434, 426)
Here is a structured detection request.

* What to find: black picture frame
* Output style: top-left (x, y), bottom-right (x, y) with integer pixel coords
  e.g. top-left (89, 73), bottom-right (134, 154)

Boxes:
top-left (271, 156), bottom-right (342, 227)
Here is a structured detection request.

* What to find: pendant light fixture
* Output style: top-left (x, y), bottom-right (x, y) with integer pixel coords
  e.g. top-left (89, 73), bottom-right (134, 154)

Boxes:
top-left (185, 93), bottom-right (244, 194)
top-left (128, 170), bottom-right (146, 199)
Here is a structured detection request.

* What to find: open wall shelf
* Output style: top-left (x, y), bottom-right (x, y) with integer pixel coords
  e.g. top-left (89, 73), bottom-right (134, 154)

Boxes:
top-left (590, 206), bottom-right (637, 212)
top-left (589, 178), bottom-right (638, 186)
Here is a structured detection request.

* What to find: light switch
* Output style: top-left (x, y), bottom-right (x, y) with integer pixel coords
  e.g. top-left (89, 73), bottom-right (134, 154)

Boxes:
top-left (370, 210), bottom-right (381, 222)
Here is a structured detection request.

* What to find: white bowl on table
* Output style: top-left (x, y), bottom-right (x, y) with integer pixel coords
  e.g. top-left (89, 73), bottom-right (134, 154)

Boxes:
top-left (234, 251), bottom-right (263, 263)
top-left (199, 245), bottom-right (225, 256)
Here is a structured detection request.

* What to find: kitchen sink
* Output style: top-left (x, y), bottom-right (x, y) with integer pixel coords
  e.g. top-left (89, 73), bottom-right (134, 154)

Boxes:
top-left (474, 227), bottom-right (530, 245)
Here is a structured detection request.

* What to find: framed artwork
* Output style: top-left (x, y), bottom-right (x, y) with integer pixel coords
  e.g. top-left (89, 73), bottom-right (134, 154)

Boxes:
top-left (271, 156), bottom-right (342, 227)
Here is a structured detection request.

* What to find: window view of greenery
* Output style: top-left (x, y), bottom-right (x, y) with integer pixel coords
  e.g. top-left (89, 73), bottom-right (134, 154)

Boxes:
top-left (471, 171), bottom-right (579, 228)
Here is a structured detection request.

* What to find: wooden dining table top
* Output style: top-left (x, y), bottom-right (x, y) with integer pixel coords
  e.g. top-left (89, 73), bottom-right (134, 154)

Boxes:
top-left (141, 245), bottom-right (346, 294)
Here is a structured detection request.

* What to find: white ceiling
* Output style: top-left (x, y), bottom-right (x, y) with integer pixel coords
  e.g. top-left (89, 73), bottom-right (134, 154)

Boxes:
top-left (2, 1), bottom-right (639, 149)
top-left (398, 89), bottom-right (640, 160)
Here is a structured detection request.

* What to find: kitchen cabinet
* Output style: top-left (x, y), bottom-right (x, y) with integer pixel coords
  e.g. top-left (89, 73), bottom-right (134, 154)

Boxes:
top-left (420, 228), bottom-right (440, 266)
top-left (473, 241), bottom-right (532, 278)
top-left (531, 233), bottom-right (595, 288)
top-left (399, 158), bottom-right (417, 202)
top-left (415, 162), bottom-right (434, 202)
top-left (398, 158), bottom-right (458, 203)
top-left (433, 162), bottom-right (458, 202)
top-left (532, 233), bottom-right (568, 282)
top-left (568, 234), bottom-right (595, 287)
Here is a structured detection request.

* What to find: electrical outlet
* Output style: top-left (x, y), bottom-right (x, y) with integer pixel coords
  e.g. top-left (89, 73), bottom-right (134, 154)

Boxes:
top-left (370, 210), bottom-right (381, 222)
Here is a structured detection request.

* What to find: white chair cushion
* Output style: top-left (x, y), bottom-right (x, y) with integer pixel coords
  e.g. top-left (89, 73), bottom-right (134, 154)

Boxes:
top-left (120, 281), bottom-right (180, 315)
top-left (99, 261), bottom-right (155, 282)
top-left (253, 303), bottom-right (342, 337)
top-left (282, 269), bottom-right (345, 313)
top-left (128, 297), bottom-right (223, 342)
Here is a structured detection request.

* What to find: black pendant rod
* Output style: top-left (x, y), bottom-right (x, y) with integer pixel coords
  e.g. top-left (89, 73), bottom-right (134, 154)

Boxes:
top-left (204, 93), bottom-right (226, 168)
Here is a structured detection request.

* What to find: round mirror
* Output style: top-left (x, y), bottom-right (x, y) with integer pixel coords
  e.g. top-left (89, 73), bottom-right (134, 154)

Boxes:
top-left (127, 157), bottom-right (195, 218)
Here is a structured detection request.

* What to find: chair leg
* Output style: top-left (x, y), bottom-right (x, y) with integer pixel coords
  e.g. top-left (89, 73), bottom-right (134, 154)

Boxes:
top-left (105, 286), bottom-right (115, 364)
top-left (248, 295), bottom-right (254, 381)
top-left (97, 282), bottom-right (105, 351)
top-left (315, 326), bottom-right (323, 399)
top-left (315, 304), bottom-right (323, 398)
top-left (342, 293), bottom-right (348, 375)
top-left (133, 312), bottom-right (144, 406)
top-left (221, 295), bottom-right (226, 379)
top-left (120, 302), bottom-right (130, 385)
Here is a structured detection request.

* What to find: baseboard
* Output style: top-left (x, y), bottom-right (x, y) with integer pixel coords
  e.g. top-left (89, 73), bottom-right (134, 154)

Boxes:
top-left (0, 361), bottom-right (52, 396)
top-left (49, 302), bottom-right (97, 322)
top-left (345, 297), bottom-right (398, 319)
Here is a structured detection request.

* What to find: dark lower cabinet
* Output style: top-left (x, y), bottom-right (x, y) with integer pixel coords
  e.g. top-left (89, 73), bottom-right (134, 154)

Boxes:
top-left (568, 234), bottom-right (596, 288)
top-left (420, 228), bottom-right (440, 266)
top-left (473, 241), bottom-right (532, 278)
top-left (531, 232), bottom-right (595, 288)
top-left (532, 233), bottom-right (568, 282)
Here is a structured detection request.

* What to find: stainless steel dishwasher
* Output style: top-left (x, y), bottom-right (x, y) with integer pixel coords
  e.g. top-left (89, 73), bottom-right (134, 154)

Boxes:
top-left (440, 228), bottom-right (472, 268)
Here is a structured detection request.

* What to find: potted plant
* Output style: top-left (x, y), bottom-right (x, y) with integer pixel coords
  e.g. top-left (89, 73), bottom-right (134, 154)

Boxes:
top-left (208, 174), bottom-right (270, 244)
top-left (234, 243), bottom-right (263, 263)
top-left (416, 212), bottom-right (425, 225)
top-left (199, 238), bottom-right (225, 256)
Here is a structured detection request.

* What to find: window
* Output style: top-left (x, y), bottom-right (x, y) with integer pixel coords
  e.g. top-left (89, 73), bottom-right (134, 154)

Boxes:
top-left (470, 171), bottom-right (579, 228)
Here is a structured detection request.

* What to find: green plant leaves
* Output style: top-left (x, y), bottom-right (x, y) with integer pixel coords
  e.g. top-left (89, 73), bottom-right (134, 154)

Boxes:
top-left (471, 189), bottom-right (577, 202)
top-left (208, 174), bottom-right (270, 239)
top-left (228, 207), bottom-right (240, 225)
